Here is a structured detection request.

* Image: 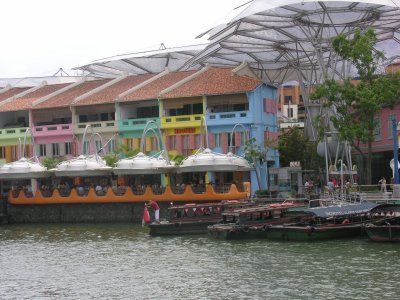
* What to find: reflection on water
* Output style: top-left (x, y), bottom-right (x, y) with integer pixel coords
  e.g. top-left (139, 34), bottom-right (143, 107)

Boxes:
top-left (1, 224), bottom-right (399, 299)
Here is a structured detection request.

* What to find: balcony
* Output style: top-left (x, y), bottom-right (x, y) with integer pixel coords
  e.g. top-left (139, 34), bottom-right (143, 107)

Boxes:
top-left (161, 114), bottom-right (203, 129)
top-left (206, 111), bottom-right (253, 126)
top-left (118, 117), bottom-right (159, 132)
top-left (75, 120), bottom-right (117, 134)
top-left (33, 123), bottom-right (73, 137)
top-left (0, 126), bottom-right (29, 141)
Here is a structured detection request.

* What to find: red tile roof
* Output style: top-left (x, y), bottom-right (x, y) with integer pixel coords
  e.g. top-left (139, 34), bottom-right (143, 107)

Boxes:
top-left (0, 87), bottom-right (32, 102)
top-left (76, 74), bottom-right (156, 106)
top-left (33, 79), bottom-right (110, 109)
top-left (0, 83), bottom-right (70, 112)
top-left (162, 68), bottom-right (262, 99)
top-left (120, 70), bottom-right (197, 102)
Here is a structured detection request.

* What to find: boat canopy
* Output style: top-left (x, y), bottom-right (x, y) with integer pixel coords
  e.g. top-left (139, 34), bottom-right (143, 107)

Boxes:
top-left (305, 202), bottom-right (379, 218)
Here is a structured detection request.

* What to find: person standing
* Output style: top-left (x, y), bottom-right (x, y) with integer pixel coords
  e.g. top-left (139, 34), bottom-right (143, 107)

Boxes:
top-left (146, 200), bottom-right (160, 223)
top-left (379, 177), bottom-right (387, 193)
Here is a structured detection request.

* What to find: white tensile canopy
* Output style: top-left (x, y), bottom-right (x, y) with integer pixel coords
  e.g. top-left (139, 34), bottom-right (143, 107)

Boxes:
top-left (184, 0), bottom-right (400, 85)
top-left (182, 0), bottom-right (400, 140)
top-left (75, 44), bottom-right (206, 77)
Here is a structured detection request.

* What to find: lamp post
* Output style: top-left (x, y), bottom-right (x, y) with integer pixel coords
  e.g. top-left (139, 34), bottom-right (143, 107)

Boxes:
top-left (392, 119), bottom-right (399, 185)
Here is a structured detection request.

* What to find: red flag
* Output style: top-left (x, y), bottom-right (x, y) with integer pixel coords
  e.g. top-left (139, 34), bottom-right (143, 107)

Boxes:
top-left (142, 206), bottom-right (150, 226)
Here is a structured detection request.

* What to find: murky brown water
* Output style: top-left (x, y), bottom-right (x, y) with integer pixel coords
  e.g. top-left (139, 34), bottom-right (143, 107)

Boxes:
top-left (0, 224), bottom-right (399, 299)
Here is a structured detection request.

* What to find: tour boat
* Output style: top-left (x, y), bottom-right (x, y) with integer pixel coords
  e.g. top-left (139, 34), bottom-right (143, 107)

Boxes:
top-left (147, 200), bottom-right (254, 236)
top-left (365, 204), bottom-right (400, 242)
top-left (207, 201), bottom-right (308, 240)
top-left (260, 202), bottom-right (380, 242)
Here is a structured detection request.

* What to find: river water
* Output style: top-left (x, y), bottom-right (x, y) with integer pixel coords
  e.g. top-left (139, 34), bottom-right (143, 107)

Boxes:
top-left (0, 224), bottom-right (399, 300)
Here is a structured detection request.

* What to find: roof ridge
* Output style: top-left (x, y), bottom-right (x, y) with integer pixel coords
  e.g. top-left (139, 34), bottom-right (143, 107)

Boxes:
top-left (32, 78), bottom-right (87, 107)
top-left (116, 69), bottom-right (169, 101)
top-left (159, 65), bottom-right (211, 97)
top-left (71, 74), bottom-right (127, 105)
top-left (0, 81), bottom-right (47, 108)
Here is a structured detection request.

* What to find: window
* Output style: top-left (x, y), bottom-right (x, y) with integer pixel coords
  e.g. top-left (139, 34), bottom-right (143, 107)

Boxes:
top-left (108, 139), bottom-right (116, 153)
top-left (11, 146), bottom-right (18, 161)
top-left (168, 103), bottom-right (203, 116)
top-left (192, 103), bottom-right (203, 114)
top-left (137, 106), bottom-right (159, 118)
top-left (151, 137), bottom-right (158, 151)
top-left (83, 141), bottom-right (89, 155)
top-left (182, 135), bottom-right (190, 149)
top-left (169, 136), bottom-right (176, 149)
top-left (284, 95), bottom-right (292, 105)
top-left (100, 113), bottom-right (109, 121)
top-left (227, 133), bottom-right (235, 148)
top-left (39, 144), bottom-right (46, 157)
top-left (95, 140), bottom-right (102, 153)
top-left (0, 147), bottom-right (5, 159)
top-left (388, 114), bottom-right (396, 140)
top-left (233, 103), bottom-right (247, 111)
top-left (195, 134), bottom-right (201, 148)
top-left (65, 143), bottom-right (72, 155)
top-left (240, 132), bottom-right (247, 146)
top-left (374, 119), bottom-right (381, 141)
top-left (287, 107), bottom-right (294, 118)
top-left (214, 133), bottom-right (222, 148)
top-left (52, 143), bottom-right (60, 156)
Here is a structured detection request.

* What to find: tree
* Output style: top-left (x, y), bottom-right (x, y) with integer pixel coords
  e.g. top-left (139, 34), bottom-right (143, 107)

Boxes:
top-left (244, 137), bottom-right (278, 191)
top-left (278, 127), bottom-right (323, 173)
top-left (41, 156), bottom-right (64, 169)
top-left (311, 27), bottom-right (400, 184)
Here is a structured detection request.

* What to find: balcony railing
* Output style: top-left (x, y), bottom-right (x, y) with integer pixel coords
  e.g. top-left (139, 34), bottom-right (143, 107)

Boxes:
top-left (33, 123), bottom-right (73, 137)
top-left (75, 120), bottom-right (117, 133)
top-left (118, 117), bottom-right (159, 132)
top-left (0, 126), bottom-right (28, 140)
top-left (161, 114), bottom-right (203, 128)
top-left (206, 111), bottom-right (252, 125)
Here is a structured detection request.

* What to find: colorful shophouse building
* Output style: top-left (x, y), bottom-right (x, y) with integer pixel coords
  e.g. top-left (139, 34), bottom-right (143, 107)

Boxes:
top-left (0, 82), bottom-right (76, 163)
top-left (31, 78), bottom-right (112, 158)
top-left (0, 67), bottom-right (278, 195)
top-left (159, 67), bottom-right (278, 194)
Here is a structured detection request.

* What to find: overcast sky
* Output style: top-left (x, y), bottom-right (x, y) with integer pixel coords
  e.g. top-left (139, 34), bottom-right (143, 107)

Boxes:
top-left (0, 0), bottom-right (247, 78)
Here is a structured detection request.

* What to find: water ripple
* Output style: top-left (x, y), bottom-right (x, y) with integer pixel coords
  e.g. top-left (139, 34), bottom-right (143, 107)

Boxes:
top-left (0, 224), bottom-right (399, 299)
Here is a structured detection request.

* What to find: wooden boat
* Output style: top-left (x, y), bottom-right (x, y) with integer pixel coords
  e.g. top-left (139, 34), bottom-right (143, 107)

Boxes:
top-left (262, 202), bottom-right (380, 241)
top-left (365, 204), bottom-right (400, 242)
top-left (207, 201), bottom-right (308, 240)
top-left (147, 200), bottom-right (254, 236)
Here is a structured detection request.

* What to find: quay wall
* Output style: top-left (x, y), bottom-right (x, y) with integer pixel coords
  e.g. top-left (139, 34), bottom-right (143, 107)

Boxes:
top-left (6, 202), bottom-right (174, 224)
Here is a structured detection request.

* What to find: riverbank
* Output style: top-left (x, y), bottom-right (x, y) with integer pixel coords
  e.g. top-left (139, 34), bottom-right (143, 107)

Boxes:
top-left (3, 201), bottom-right (174, 224)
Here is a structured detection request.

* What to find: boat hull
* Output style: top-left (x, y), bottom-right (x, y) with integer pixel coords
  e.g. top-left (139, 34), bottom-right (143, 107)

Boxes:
top-left (148, 220), bottom-right (220, 236)
top-left (263, 224), bottom-right (365, 241)
top-left (365, 225), bottom-right (400, 242)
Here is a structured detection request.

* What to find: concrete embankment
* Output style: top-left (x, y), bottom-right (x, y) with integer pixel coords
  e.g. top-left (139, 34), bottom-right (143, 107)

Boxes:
top-left (4, 202), bottom-right (173, 224)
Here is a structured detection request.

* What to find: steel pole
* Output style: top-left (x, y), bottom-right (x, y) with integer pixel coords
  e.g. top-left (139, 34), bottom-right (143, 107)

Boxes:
top-left (392, 119), bottom-right (399, 184)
